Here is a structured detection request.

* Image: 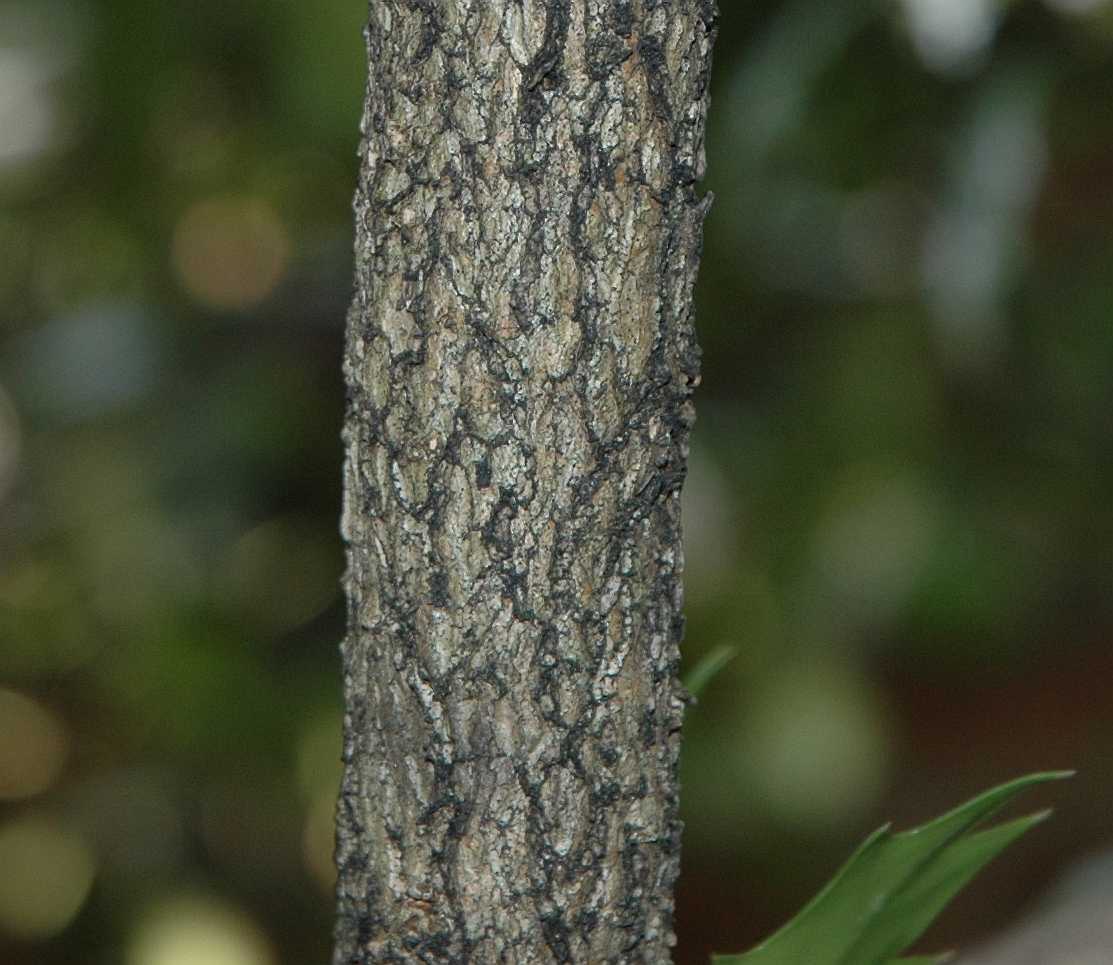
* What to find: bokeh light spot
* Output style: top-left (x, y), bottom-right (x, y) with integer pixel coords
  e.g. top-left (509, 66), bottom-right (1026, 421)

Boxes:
top-left (0, 559), bottom-right (102, 678)
top-left (0, 47), bottom-right (59, 168)
top-left (10, 303), bottom-right (161, 423)
top-left (172, 197), bottom-right (290, 312)
top-left (0, 815), bottom-right (96, 939)
top-left (900, 0), bottom-right (998, 73)
top-left (295, 711), bottom-right (343, 801)
top-left (0, 380), bottom-right (21, 500)
top-left (0, 688), bottom-right (69, 800)
top-left (215, 517), bottom-right (340, 634)
top-left (302, 789), bottom-right (338, 893)
top-left (127, 896), bottom-right (275, 965)
top-left (746, 664), bottom-right (893, 830)
top-left (72, 769), bottom-right (187, 884)
top-left (682, 446), bottom-right (740, 604)
top-left (809, 468), bottom-right (940, 630)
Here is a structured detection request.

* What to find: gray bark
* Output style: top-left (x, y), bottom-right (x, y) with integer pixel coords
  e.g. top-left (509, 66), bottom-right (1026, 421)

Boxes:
top-left (335, 2), bottom-right (716, 962)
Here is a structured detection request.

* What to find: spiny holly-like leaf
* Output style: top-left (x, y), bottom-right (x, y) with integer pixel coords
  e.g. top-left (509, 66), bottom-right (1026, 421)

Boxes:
top-left (712, 771), bottom-right (1071, 965)
top-left (683, 644), bottom-right (739, 700)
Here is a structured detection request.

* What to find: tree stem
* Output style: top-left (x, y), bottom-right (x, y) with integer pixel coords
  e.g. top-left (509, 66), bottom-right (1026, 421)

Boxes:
top-left (336, 3), bottom-right (717, 961)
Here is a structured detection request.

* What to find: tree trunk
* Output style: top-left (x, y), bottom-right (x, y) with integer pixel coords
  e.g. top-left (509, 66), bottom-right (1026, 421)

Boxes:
top-left (335, 2), bottom-right (716, 962)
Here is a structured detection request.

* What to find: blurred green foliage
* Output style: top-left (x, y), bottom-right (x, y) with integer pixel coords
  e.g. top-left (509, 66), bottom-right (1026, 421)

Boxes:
top-left (1, 1), bottom-right (1112, 964)
top-left (714, 772), bottom-right (1069, 964)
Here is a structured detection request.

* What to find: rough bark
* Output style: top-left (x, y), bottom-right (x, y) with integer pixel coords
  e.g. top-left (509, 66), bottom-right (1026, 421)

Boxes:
top-left (335, 2), bottom-right (716, 962)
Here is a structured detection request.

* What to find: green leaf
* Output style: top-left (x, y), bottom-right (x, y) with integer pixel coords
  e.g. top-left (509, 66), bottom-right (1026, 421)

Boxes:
top-left (712, 771), bottom-right (1071, 965)
top-left (683, 644), bottom-right (739, 700)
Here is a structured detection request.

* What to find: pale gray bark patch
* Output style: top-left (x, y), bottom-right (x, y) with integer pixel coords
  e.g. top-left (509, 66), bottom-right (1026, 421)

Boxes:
top-left (335, 1), bottom-right (717, 962)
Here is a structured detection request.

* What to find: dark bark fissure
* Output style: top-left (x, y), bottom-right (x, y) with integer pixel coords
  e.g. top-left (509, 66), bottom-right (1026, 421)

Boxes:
top-left (336, 2), bottom-right (717, 962)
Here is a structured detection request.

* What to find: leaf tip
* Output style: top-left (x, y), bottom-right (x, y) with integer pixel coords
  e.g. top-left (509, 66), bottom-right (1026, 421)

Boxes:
top-left (1021, 806), bottom-right (1055, 827)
